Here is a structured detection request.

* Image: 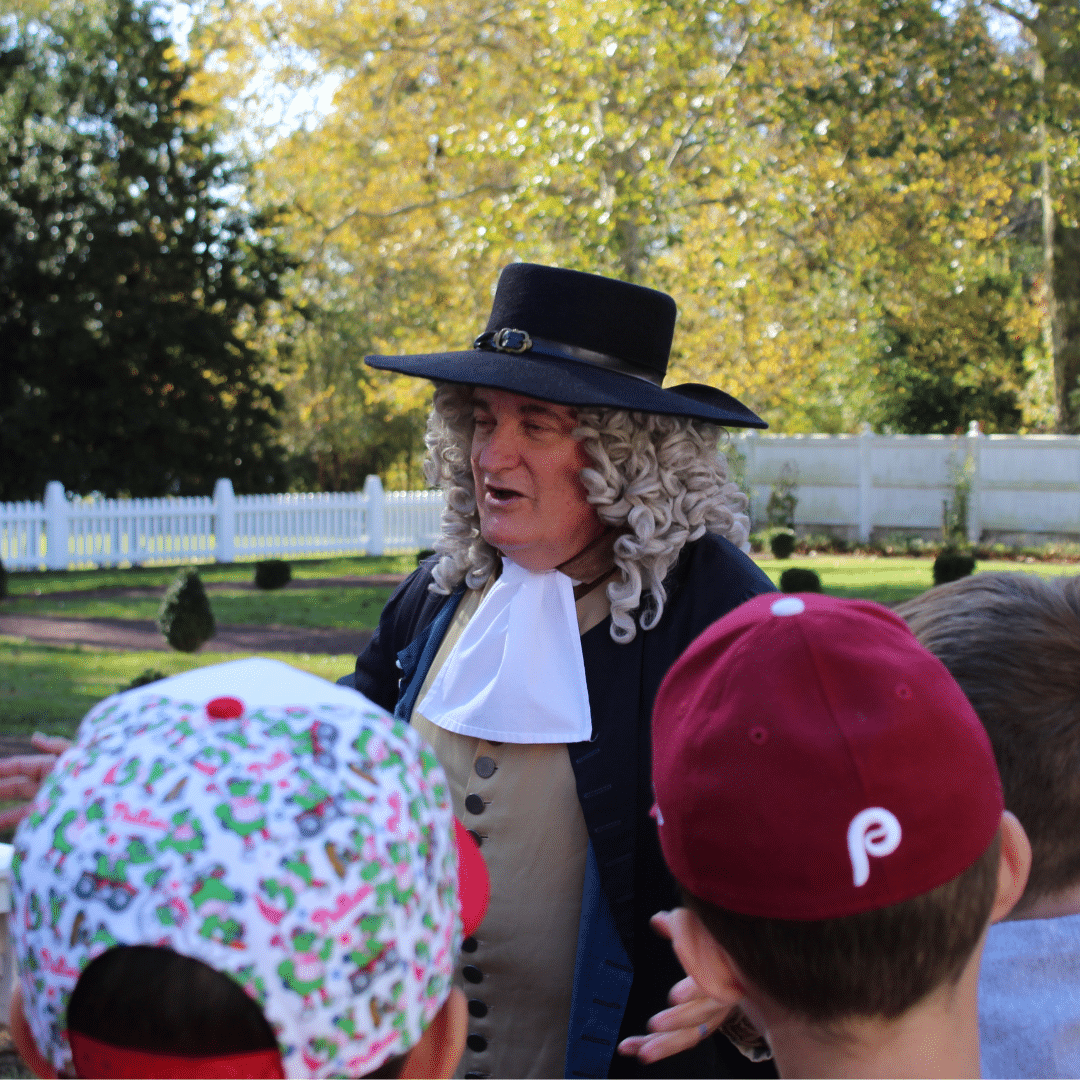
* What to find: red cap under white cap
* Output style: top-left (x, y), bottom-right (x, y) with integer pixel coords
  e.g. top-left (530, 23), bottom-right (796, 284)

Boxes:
top-left (652, 593), bottom-right (1004, 920)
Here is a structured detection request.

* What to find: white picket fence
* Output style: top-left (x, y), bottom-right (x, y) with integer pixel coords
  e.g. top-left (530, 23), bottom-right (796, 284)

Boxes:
top-left (6, 427), bottom-right (1080, 570)
top-left (734, 424), bottom-right (1080, 544)
top-left (0, 477), bottom-right (446, 571)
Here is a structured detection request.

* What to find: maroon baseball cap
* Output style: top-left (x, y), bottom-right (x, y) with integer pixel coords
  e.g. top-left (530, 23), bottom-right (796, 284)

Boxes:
top-left (652, 593), bottom-right (1004, 920)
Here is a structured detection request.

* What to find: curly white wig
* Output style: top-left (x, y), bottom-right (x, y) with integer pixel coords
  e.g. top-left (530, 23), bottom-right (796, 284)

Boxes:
top-left (423, 383), bottom-right (751, 643)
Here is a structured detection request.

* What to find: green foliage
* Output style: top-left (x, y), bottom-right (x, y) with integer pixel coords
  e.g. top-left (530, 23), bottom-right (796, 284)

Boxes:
top-left (11, 0), bottom-right (1071, 480)
top-left (780, 567), bottom-right (822, 593)
top-left (122, 668), bottom-right (167, 691)
top-left (942, 451), bottom-right (975, 547)
top-left (871, 278), bottom-right (1029, 434)
top-left (766, 465), bottom-right (800, 529)
top-left (0, 558), bottom-right (7, 600)
top-left (195, 0), bottom-right (1052, 452)
top-left (0, 0), bottom-right (293, 500)
top-left (770, 531), bottom-right (797, 559)
top-left (933, 550), bottom-right (976, 585)
top-left (157, 568), bottom-right (215, 652)
top-left (254, 559), bottom-right (291, 590)
top-left (270, 288), bottom-right (437, 492)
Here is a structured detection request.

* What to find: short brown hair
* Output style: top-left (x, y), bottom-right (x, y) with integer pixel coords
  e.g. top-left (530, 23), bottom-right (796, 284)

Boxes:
top-left (685, 832), bottom-right (1000, 1023)
top-left (897, 572), bottom-right (1080, 903)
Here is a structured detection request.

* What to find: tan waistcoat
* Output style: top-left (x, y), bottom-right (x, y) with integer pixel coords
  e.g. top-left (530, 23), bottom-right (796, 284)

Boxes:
top-left (412, 577), bottom-right (612, 1080)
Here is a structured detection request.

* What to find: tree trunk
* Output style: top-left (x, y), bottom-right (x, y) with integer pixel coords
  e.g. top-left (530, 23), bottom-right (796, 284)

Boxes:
top-left (1033, 45), bottom-right (1080, 432)
top-left (1053, 224), bottom-right (1080, 432)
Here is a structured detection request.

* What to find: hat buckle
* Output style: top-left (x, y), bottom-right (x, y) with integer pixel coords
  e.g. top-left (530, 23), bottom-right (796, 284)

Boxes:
top-left (474, 328), bottom-right (533, 354)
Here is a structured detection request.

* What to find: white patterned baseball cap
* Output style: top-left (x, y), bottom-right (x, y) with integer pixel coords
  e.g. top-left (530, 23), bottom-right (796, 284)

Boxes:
top-left (12, 657), bottom-right (487, 1078)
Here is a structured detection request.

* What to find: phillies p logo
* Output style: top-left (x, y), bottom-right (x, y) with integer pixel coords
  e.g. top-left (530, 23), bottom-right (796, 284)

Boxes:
top-left (847, 807), bottom-right (902, 887)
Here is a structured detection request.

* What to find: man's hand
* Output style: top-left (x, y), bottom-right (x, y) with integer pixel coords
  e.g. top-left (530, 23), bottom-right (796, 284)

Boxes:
top-left (0, 733), bottom-right (71, 829)
top-left (615, 910), bottom-right (733, 1065)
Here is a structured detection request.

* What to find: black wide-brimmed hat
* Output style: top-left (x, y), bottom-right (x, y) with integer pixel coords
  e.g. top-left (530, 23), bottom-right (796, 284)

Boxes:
top-left (365, 263), bottom-right (767, 428)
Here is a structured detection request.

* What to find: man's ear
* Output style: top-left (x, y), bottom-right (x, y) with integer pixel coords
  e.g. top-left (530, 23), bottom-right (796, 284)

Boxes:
top-left (400, 985), bottom-right (467, 1079)
top-left (990, 810), bottom-right (1032, 924)
top-left (9, 982), bottom-right (56, 1079)
top-left (665, 906), bottom-right (746, 1008)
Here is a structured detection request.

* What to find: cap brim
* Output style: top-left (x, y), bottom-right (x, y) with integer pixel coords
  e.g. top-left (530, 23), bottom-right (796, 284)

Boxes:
top-left (366, 351), bottom-right (767, 429)
top-left (454, 818), bottom-right (490, 938)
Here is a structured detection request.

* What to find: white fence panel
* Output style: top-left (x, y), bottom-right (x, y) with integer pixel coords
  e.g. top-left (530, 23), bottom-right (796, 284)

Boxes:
top-left (0, 477), bottom-right (398, 570)
top-left (233, 491), bottom-right (372, 559)
top-left (870, 436), bottom-right (958, 533)
top-left (0, 502), bottom-right (47, 571)
top-left (65, 495), bottom-right (217, 568)
top-left (732, 429), bottom-right (1080, 542)
top-left (384, 490), bottom-right (445, 551)
top-left (12, 433), bottom-right (1080, 572)
top-left (744, 434), bottom-right (864, 531)
top-left (978, 437), bottom-right (1080, 534)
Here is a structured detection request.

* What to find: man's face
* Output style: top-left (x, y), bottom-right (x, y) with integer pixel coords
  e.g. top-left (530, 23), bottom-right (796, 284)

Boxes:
top-left (469, 388), bottom-right (605, 572)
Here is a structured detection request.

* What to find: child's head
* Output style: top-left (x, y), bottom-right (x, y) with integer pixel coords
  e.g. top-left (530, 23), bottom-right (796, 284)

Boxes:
top-left (651, 593), bottom-right (1028, 1027)
top-left (10, 657), bottom-right (487, 1078)
top-left (898, 571), bottom-right (1080, 909)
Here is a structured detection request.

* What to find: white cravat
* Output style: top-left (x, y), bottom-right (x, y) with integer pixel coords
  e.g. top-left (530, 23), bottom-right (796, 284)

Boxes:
top-left (417, 558), bottom-right (592, 744)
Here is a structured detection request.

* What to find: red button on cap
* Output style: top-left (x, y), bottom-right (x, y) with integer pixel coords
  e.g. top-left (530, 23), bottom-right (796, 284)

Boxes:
top-left (206, 696), bottom-right (244, 720)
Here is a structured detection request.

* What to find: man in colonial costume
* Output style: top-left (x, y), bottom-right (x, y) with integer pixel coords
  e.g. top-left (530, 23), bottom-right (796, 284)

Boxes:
top-left (349, 263), bottom-right (776, 1079)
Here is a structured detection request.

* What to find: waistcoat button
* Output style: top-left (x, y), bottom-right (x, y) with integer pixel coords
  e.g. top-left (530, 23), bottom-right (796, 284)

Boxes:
top-left (467, 1034), bottom-right (488, 1053)
top-left (467, 829), bottom-right (483, 847)
top-left (468, 998), bottom-right (488, 1018)
top-left (462, 964), bottom-right (483, 984)
top-left (465, 793), bottom-right (486, 815)
top-left (462, 936), bottom-right (478, 953)
top-left (474, 756), bottom-right (497, 778)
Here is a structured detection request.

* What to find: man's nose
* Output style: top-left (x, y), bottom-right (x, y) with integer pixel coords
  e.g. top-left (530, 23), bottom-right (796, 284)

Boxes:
top-left (477, 422), bottom-right (520, 470)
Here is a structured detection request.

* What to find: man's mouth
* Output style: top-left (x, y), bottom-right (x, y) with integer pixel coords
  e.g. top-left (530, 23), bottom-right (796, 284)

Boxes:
top-left (484, 482), bottom-right (525, 504)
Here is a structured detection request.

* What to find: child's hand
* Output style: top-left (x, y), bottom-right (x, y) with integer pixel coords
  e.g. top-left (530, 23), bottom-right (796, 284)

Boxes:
top-left (0, 733), bottom-right (71, 829)
top-left (615, 911), bottom-right (732, 1064)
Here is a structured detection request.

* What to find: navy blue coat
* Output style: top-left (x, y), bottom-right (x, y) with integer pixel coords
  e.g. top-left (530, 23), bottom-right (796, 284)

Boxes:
top-left (353, 534), bottom-right (776, 1078)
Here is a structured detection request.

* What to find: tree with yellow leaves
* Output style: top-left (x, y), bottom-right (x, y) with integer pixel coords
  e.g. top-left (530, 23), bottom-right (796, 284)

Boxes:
top-left (190, 0), bottom-right (1051, 481)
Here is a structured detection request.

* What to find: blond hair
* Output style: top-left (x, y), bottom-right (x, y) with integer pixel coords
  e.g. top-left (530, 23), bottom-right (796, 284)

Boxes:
top-left (422, 383), bottom-right (750, 643)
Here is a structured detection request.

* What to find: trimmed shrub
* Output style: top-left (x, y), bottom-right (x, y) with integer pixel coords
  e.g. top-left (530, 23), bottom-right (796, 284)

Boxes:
top-left (780, 568), bottom-right (822, 593)
top-left (254, 559), bottom-right (292, 590)
top-left (770, 531), bottom-right (796, 560)
top-left (158, 568), bottom-right (215, 652)
top-left (416, 549), bottom-right (437, 565)
top-left (123, 669), bottom-right (167, 691)
top-left (933, 550), bottom-right (976, 586)
top-left (0, 558), bottom-right (6, 600)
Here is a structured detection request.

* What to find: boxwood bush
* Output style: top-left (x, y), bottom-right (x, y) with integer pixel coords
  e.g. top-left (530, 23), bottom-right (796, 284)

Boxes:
top-left (254, 559), bottom-right (292, 590)
top-left (780, 567), bottom-right (822, 593)
top-left (158, 568), bottom-right (215, 652)
top-left (933, 550), bottom-right (976, 586)
top-left (770, 531), bottom-right (797, 559)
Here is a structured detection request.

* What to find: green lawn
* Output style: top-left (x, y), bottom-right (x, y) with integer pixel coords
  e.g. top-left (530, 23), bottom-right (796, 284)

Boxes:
top-left (755, 554), bottom-right (1080, 606)
top-left (0, 638), bottom-right (356, 738)
top-left (2, 553), bottom-right (413, 629)
top-left (4, 553), bottom-right (416, 596)
top-left (5, 553), bottom-right (1080, 739)
top-left (3, 585), bottom-right (395, 630)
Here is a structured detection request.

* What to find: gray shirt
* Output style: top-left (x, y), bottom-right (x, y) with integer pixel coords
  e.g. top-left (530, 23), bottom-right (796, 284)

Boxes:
top-left (979, 912), bottom-right (1080, 1078)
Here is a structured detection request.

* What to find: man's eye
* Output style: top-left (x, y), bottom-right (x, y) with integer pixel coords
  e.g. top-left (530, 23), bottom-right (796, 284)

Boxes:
top-left (473, 415), bottom-right (494, 427)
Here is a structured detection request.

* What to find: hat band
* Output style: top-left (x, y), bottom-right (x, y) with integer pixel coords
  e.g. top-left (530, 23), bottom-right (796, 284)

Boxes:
top-left (67, 1031), bottom-right (286, 1079)
top-left (473, 329), bottom-right (663, 386)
